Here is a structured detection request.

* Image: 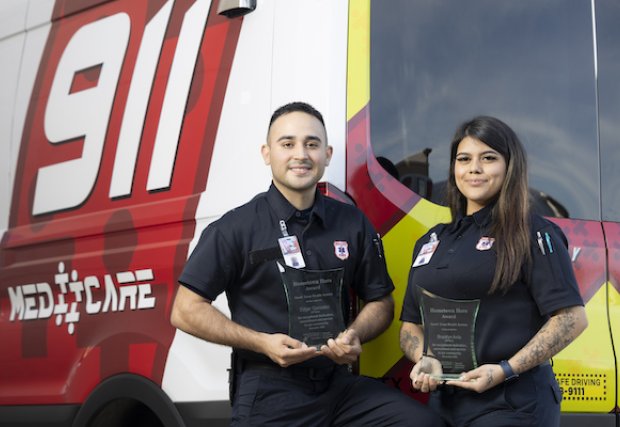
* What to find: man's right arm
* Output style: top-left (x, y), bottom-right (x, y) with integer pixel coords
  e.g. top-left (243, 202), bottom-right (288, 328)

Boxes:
top-left (170, 285), bottom-right (318, 367)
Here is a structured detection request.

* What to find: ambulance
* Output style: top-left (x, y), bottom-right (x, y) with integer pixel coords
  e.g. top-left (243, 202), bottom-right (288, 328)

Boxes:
top-left (0, 0), bottom-right (617, 426)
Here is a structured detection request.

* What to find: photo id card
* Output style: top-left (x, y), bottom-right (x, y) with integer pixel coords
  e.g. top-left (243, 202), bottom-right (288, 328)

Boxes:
top-left (278, 235), bottom-right (306, 269)
top-left (412, 235), bottom-right (439, 268)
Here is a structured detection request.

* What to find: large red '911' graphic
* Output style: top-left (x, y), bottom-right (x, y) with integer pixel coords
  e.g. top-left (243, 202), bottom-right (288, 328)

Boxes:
top-left (0, 0), bottom-right (241, 405)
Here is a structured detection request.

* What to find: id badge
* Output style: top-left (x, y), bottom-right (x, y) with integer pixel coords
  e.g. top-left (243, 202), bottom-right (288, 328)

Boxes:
top-left (412, 234), bottom-right (439, 267)
top-left (278, 236), bottom-right (306, 269)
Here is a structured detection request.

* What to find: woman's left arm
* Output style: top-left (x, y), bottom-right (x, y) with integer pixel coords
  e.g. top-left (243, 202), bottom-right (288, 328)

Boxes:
top-left (512, 305), bottom-right (587, 373)
top-left (451, 305), bottom-right (587, 393)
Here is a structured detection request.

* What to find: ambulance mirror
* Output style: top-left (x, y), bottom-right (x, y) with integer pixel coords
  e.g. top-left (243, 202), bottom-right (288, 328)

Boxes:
top-left (218, 0), bottom-right (257, 18)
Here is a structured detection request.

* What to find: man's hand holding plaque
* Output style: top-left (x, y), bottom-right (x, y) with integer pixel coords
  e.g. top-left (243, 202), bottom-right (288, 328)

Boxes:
top-left (319, 328), bottom-right (362, 365)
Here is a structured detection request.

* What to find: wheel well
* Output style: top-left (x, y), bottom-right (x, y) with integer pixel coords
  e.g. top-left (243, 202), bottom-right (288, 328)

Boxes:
top-left (72, 374), bottom-right (184, 427)
top-left (87, 398), bottom-right (163, 427)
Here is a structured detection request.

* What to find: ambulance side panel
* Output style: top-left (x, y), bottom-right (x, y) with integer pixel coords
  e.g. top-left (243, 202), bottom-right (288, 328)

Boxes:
top-left (348, 1), bottom-right (619, 425)
top-left (0, 0), bottom-right (348, 425)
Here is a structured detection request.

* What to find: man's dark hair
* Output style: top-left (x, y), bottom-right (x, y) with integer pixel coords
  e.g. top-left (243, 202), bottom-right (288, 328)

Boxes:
top-left (269, 101), bottom-right (325, 129)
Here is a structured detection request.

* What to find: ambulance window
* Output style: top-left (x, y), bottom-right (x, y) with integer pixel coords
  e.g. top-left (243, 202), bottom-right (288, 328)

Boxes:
top-left (597, 0), bottom-right (620, 222)
top-left (369, 0), bottom-right (599, 221)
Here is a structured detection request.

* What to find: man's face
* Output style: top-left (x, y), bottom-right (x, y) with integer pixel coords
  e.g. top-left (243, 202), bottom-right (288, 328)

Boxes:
top-left (262, 111), bottom-right (332, 199)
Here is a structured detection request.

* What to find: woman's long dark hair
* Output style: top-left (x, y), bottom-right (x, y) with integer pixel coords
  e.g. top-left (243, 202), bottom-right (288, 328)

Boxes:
top-left (446, 116), bottom-right (531, 294)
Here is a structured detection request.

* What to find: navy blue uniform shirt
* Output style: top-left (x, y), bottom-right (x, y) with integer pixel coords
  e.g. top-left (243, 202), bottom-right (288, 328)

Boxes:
top-left (401, 204), bottom-right (583, 365)
top-left (179, 183), bottom-right (394, 366)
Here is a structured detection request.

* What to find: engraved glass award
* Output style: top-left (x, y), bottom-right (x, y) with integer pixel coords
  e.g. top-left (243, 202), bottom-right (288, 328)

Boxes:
top-left (280, 265), bottom-right (346, 348)
top-left (417, 286), bottom-right (480, 380)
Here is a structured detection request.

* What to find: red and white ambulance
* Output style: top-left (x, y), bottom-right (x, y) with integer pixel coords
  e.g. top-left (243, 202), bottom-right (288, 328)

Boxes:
top-left (0, 1), bottom-right (618, 426)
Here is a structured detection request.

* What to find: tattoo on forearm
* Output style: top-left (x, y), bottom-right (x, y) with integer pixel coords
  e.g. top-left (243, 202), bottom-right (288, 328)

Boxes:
top-left (400, 330), bottom-right (420, 361)
top-left (516, 310), bottom-right (577, 371)
top-left (486, 367), bottom-right (494, 386)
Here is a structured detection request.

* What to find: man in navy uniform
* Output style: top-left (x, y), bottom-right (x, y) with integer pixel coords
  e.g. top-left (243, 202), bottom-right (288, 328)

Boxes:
top-left (171, 102), bottom-right (444, 426)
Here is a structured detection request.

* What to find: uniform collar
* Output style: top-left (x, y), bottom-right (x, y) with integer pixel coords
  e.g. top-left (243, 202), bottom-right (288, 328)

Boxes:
top-left (454, 202), bottom-right (494, 229)
top-left (266, 183), bottom-right (327, 227)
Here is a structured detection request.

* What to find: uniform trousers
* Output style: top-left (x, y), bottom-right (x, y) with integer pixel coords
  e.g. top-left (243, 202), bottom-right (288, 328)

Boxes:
top-left (429, 363), bottom-right (562, 427)
top-left (231, 360), bottom-right (445, 426)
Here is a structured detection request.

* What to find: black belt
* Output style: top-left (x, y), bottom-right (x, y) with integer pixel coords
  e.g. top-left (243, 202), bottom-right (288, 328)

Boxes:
top-left (240, 359), bottom-right (338, 381)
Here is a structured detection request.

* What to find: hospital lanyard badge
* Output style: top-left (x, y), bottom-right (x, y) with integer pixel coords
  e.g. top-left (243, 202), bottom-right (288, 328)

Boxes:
top-left (412, 232), bottom-right (439, 268)
top-left (277, 220), bottom-right (306, 269)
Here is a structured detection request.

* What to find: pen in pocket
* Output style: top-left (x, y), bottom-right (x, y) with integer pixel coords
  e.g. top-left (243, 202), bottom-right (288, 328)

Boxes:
top-left (537, 231), bottom-right (546, 255)
top-left (544, 232), bottom-right (554, 254)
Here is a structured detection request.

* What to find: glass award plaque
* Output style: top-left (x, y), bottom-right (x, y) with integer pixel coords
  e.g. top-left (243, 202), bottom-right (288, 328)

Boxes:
top-left (280, 265), bottom-right (346, 348)
top-left (417, 286), bottom-right (480, 380)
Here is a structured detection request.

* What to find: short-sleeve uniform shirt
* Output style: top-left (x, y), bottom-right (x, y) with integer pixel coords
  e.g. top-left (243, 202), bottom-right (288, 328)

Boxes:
top-left (179, 183), bottom-right (393, 366)
top-left (400, 204), bottom-right (583, 364)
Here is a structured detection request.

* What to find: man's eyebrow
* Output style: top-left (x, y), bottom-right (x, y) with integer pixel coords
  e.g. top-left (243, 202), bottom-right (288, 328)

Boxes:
top-left (275, 134), bottom-right (323, 143)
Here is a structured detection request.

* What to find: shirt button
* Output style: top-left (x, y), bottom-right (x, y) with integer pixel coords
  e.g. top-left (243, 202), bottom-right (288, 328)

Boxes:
top-left (448, 249), bottom-right (455, 254)
top-left (306, 250), bottom-right (312, 256)
top-left (295, 212), bottom-right (301, 217)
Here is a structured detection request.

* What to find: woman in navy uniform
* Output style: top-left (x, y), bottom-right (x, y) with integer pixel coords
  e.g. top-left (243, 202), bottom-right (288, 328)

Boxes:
top-left (400, 116), bottom-right (588, 426)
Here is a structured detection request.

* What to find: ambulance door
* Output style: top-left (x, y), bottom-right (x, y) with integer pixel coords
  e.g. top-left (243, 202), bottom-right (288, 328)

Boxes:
top-left (346, 0), bottom-right (616, 424)
top-left (598, 0), bottom-right (620, 422)
top-left (0, 0), bottom-right (242, 412)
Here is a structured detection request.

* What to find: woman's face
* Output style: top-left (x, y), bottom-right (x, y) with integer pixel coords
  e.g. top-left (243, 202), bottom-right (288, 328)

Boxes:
top-left (454, 136), bottom-right (507, 215)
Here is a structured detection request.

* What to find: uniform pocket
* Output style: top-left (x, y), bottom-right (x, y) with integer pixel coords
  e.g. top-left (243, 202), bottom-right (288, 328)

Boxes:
top-left (231, 372), bottom-right (262, 426)
top-left (503, 374), bottom-right (537, 414)
top-left (551, 380), bottom-right (563, 404)
top-left (249, 374), bottom-right (313, 424)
